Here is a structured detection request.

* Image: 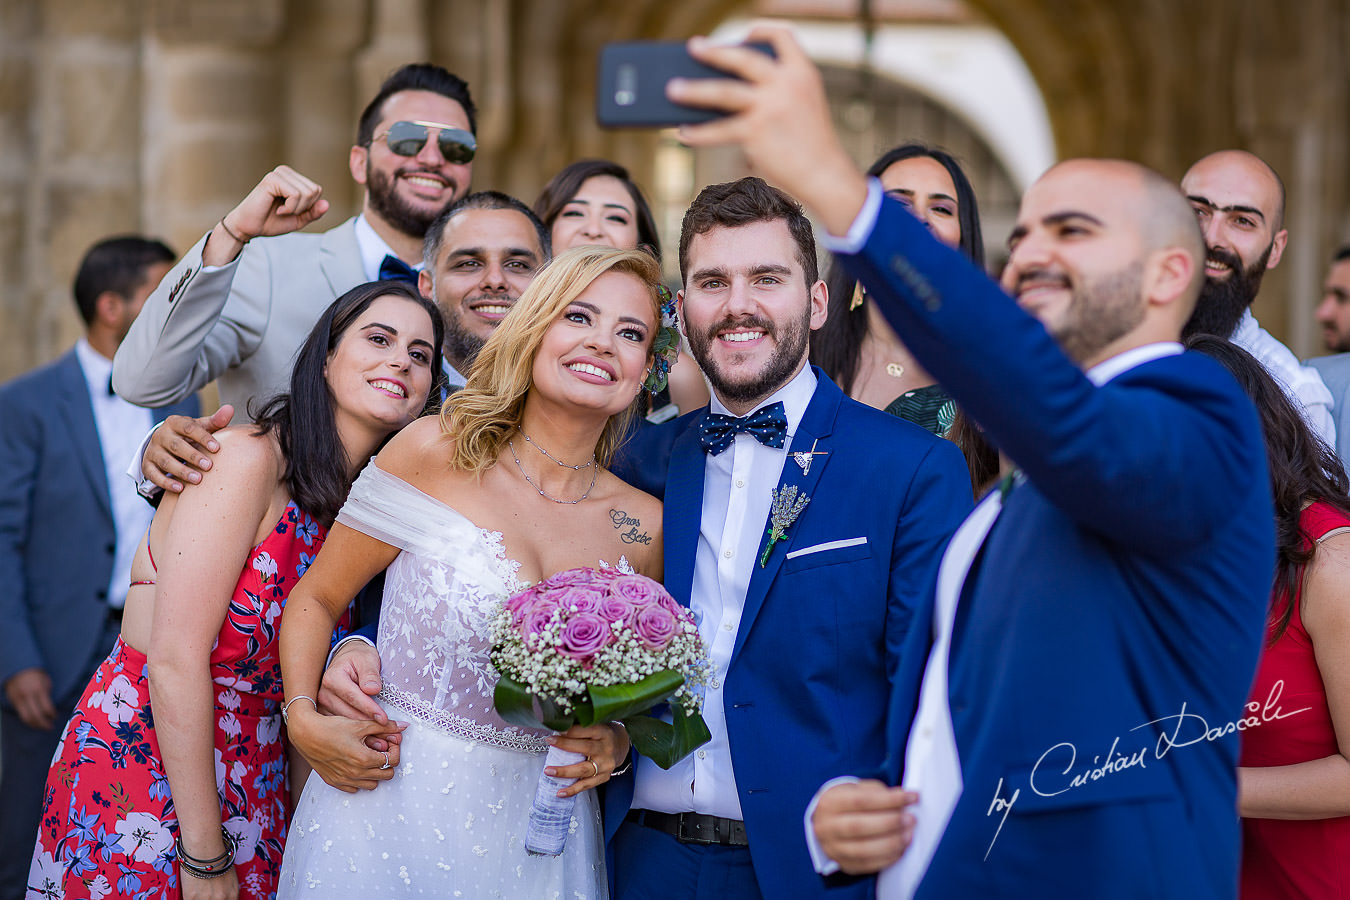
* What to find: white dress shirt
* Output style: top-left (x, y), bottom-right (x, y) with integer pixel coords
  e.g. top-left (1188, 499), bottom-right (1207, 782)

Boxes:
top-left (804, 343), bottom-right (1183, 898)
top-left (353, 214), bottom-right (424, 283)
top-left (76, 339), bottom-right (155, 610)
top-left (1232, 309), bottom-right (1335, 445)
top-left (631, 365), bottom-right (818, 820)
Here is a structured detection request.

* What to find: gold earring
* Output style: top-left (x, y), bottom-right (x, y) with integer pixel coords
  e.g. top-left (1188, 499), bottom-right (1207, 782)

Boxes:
top-left (849, 282), bottom-right (865, 312)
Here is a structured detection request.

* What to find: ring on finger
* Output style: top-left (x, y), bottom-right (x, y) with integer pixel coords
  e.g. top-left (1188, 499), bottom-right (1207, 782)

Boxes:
top-left (380, 751), bottom-right (392, 771)
top-left (588, 758), bottom-right (599, 778)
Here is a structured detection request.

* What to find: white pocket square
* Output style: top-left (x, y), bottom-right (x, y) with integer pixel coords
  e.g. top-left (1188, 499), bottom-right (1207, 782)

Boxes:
top-left (785, 537), bottom-right (868, 560)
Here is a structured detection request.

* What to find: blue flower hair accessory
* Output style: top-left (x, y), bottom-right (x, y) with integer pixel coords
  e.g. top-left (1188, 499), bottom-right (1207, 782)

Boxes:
top-left (644, 284), bottom-right (681, 395)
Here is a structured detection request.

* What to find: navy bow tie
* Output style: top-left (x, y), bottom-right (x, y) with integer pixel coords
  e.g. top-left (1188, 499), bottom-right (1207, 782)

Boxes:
top-left (699, 402), bottom-right (788, 455)
top-left (379, 254), bottom-right (419, 284)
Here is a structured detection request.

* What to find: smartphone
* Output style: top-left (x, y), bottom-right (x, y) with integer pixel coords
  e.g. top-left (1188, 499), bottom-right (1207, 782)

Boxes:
top-left (596, 40), bottom-right (775, 128)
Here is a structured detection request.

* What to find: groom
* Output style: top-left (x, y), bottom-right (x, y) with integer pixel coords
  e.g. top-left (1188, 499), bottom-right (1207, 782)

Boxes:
top-left (604, 176), bottom-right (970, 900)
top-left (317, 177), bottom-right (970, 898)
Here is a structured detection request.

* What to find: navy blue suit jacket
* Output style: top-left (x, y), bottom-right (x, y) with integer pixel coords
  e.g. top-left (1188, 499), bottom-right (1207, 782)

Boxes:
top-left (0, 349), bottom-right (198, 704)
top-left (843, 198), bottom-right (1273, 897)
top-left (606, 369), bottom-right (971, 900)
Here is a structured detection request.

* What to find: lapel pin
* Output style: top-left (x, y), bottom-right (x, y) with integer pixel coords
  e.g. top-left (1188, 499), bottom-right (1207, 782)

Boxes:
top-left (793, 438), bottom-right (827, 475)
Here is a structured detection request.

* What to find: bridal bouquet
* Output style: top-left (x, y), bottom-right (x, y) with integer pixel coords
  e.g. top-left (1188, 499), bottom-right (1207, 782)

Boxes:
top-left (490, 566), bottom-right (711, 854)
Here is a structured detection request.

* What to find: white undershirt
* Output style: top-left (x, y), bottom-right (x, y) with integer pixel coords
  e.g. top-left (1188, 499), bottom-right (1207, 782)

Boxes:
top-left (76, 339), bottom-right (155, 610)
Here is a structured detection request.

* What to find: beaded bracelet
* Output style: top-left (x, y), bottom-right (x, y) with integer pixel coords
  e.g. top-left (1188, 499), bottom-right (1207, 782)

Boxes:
top-left (176, 826), bottom-right (236, 879)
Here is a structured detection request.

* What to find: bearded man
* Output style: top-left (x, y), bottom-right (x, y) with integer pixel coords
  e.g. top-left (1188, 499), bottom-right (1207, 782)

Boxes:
top-left (113, 63), bottom-right (476, 417)
top-left (1179, 149), bottom-right (1334, 442)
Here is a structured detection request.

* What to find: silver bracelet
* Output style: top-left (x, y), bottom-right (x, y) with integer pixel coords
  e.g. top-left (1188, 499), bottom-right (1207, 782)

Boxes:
top-left (281, 694), bottom-right (317, 725)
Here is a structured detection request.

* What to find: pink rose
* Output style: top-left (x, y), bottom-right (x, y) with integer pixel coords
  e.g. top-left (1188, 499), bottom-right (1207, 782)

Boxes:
top-left (559, 613), bottom-right (612, 663)
top-left (542, 586), bottom-right (600, 615)
top-left (522, 603), bottom-right (559, 643)
top-left (598, 596), bottom-right (638, 629)
top-left (540, 568), bottom-right (590, 590)
top-left (655, 593), bottom-right (687, 620)
top-left (506, 588), bottom-right (543, 624)
top-left (634, 604), bottom-right (680, 650)
top-left (609, 575), bottom-right (661, 607)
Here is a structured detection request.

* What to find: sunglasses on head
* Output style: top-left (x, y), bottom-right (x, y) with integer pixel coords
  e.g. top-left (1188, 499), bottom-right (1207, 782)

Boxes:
top-left (372, 120), bottom-right (476, 164)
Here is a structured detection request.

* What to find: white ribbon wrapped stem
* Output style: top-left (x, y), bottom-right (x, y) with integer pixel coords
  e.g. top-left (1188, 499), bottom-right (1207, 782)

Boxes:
top-left (525, 745), bottom-right (583, 855)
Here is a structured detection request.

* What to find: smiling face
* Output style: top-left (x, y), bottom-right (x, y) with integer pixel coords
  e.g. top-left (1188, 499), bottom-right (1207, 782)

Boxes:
top-left (550, 175), bottom-right (641, 253)
top-left (419, 207), bottom-right (545, 370)
top-left (1001, 161), bottom-right (1154, 367)
top-left (879, 155), bottom-right (963, 250)
top-left (530, 269), bottom-right (656, 415)
top-left (1181, 151), bottom-right (1286, 285)
top-left (325, 294), bottom-right (437, 441)
top-left (679, 220), bottom-right (827, 414)
top-left (351, 89), bottom-right (474, 238)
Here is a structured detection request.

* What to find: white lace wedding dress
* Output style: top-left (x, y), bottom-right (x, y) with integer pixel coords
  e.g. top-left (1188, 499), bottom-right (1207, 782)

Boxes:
top-left (278, 462), bottom-right (610, 898)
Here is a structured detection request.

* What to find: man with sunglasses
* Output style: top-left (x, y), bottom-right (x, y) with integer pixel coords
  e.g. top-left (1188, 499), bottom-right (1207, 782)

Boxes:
top-left (112, 63), bottom-right (476, 424)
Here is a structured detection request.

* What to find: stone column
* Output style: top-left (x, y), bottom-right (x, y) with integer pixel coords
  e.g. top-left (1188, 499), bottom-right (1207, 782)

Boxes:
top-left (8, 0), bottom-right (146, 377)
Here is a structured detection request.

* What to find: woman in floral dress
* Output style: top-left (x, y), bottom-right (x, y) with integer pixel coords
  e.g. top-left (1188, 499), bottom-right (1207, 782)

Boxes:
top-left (28, 280), bottom-right (443, 900)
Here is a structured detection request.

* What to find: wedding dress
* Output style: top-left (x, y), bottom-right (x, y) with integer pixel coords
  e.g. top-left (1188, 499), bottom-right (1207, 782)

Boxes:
top-left (278, 461), bottom-right (610, 898)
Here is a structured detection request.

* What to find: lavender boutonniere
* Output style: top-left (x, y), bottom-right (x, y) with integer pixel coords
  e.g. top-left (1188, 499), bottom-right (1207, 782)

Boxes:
top-left (759, 485), bottom-right (810, 568)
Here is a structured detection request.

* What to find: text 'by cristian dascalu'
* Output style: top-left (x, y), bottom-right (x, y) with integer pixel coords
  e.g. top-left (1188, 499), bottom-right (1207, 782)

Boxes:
top-left (982, 679), bottom-right (1309, 859)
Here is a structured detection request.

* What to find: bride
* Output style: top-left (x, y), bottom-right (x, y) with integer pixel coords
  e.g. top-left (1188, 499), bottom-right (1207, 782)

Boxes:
top-left (275, 245), bottom-right (668, 896)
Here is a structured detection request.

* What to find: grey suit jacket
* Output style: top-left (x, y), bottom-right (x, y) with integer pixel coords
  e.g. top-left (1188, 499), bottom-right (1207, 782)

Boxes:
top-left (1308, 353), bottom-right (1350, 463)
top-left (0, 350), bottom-right (198, 703)
top-left (112, 218), bottom-right (365, 420)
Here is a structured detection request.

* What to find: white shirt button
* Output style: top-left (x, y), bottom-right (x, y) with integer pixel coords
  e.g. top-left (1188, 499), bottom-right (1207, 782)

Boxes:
top-left (710, 678), bottom-right (721, 689)
top-left (723, 549), bottom-right (733, 559)
top-left (697, 750), bottom-right (707, 759)
top-left (735, 479), bottom-right (745, 488)
top-left (722, 622), bottom-right (734, 631)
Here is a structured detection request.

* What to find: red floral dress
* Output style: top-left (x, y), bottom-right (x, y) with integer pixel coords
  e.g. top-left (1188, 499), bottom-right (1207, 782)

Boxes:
top-left (28, 502), bottom-right (346, 900)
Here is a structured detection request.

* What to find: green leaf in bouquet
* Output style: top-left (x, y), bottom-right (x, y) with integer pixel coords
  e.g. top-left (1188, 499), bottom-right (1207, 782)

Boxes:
top-left (536, 694), bottom-right (581, 733)
top-left (586, 670), bottom-right (685, 725)
top-left (494, 674), bottom-right (542, 729)
top-left (621, 702), bottom-right (712, 769)
top-left (494, 675), bottom-right (578, 732)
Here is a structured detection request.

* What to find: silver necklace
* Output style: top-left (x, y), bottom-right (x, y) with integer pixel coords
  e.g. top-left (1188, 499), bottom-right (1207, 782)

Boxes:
top-left (508, 439), bottom-right (597, 504)
top-left (522, 430), bottom-right (594, 469)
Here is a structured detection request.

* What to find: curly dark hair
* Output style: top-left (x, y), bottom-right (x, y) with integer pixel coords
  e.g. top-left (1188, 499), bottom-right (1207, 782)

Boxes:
top-left (1186, 333), bottom-right (1350, 642)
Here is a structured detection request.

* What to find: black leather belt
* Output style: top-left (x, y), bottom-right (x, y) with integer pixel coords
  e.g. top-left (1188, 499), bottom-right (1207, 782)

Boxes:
top-left (626, 809), bottom-right (749, 846)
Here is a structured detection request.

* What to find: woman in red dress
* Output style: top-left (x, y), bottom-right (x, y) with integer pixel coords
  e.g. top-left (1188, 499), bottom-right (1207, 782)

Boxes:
top-left (28, 280), bottom-right (442, 900)
top-left (1190, 335), bottom-right (1350, 898)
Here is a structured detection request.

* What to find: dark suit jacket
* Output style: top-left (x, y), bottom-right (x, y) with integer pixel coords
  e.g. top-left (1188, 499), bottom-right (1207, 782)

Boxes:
top-left (0, 349), bottom-right (199, 704)
top-left (843, 197), bottom-right (1273, 898)
top-left (606, 370), bottom-right (971, 900)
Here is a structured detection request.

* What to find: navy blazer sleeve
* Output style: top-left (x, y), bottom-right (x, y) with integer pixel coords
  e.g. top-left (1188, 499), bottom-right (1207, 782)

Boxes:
top-left (840, 198), bottom-right (1264, 556)
top-left (883, 434), bottom-right (970, 673)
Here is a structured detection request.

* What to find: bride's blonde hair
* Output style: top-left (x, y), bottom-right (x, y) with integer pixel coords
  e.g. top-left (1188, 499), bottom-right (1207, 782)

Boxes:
top-left (441, 245), bottom-right (663, 474)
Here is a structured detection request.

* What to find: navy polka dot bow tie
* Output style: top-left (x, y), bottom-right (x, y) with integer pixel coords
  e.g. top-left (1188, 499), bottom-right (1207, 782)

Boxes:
top-left (378, 254), bottom-right (419, 284)
top-left (698, 402), bottom-right (788, 455)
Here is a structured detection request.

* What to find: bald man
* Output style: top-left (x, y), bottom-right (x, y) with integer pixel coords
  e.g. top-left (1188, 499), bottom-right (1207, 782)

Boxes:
top-left (1180, 149), bottom-right (1334, 442)
top-left (662, 28), bottom-right (1273, 899)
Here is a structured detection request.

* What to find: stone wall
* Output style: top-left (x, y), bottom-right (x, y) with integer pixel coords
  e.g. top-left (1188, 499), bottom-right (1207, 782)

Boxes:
top-left (3, 0), bottom-right (1348, 383)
